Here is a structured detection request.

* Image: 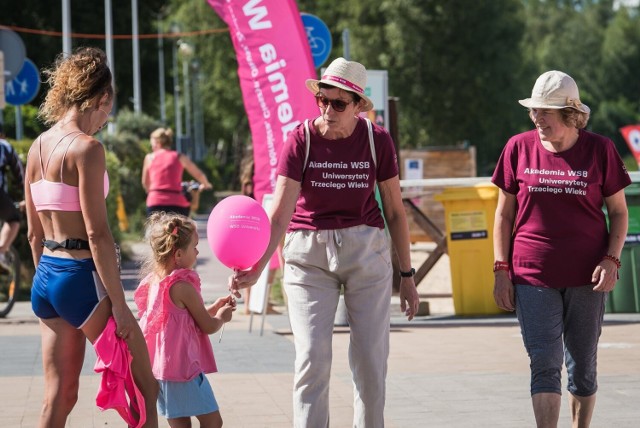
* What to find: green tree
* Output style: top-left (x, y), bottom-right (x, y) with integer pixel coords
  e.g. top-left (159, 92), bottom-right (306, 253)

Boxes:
top-left (6, 0), bottom-right (640, 179)
top-left (0, 105), bottom-right (46, 139)
top-left (522, 0), bottom-right (640, 159)
top-left (101, 109), bottom-right (161, 230)
top-left (593, 6), bottom-right (640, 156)
top-left (345, 1), bottom-right (528, 171)
top-left (165, 0), bottom-right (250, 189)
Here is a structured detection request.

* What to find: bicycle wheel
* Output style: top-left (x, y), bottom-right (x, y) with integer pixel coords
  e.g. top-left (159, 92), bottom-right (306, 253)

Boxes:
top-left (0, 246), bottom-right (20, 318)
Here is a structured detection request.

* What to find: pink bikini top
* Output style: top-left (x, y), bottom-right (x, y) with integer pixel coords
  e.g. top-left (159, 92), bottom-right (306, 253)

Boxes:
top-left (30, 131), bottom-right (109, 212)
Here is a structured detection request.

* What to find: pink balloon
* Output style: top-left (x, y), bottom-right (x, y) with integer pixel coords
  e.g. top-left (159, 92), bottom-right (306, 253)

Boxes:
top-left (207, 195), bottom-right (271, 270)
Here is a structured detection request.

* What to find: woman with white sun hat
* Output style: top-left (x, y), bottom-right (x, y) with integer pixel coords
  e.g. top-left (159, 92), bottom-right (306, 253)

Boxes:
top-left (492, 70), bottom-right (630, 427)
top-left (230, 57), bottom-right (419, 426)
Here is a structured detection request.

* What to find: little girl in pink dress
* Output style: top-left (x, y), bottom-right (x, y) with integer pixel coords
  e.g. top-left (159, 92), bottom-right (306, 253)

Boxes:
top-left (135, 212), bottom-right (235, 428)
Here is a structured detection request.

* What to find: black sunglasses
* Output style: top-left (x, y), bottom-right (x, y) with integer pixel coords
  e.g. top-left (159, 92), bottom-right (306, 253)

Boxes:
top-left (315, 93), bottom-right (352, 112)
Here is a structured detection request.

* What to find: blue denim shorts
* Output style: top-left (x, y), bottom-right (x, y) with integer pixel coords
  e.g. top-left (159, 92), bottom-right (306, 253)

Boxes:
top-left (157, 373), bottom-right (219, 419)
top-left (515, 284), bottom-right (606, 397)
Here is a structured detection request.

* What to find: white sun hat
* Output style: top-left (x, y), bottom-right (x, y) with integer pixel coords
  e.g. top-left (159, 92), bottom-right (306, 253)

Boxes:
top-left (519, 70), bottom-right (590, 114)
top-left (305, 57), bottom-right (374, 111)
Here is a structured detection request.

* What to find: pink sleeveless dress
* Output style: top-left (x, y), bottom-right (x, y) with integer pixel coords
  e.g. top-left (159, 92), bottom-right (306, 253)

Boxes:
top-left (134, 269), bottom-right (217, 381)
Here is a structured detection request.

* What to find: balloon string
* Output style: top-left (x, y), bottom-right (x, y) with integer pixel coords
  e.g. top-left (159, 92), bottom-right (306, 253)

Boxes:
top-left (219, 289), bottom-right (235, 343)
top-left (218, 323), bottom-right (225, 343)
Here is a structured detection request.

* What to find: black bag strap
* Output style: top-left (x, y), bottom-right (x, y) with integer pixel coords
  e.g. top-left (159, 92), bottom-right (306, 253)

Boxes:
top-left (42, 238), bottom-right (90, 251)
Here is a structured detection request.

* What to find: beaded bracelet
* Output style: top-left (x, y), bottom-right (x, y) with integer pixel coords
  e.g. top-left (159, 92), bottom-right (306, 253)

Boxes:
top-left (493, 260), bottom-right (510, 273)
top-left (603, 254), bottom-right (622, 269)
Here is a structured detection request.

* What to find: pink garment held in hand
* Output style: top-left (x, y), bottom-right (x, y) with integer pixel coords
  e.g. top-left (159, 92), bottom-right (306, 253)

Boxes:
top-left (93, 316), bottom-right (146, 428)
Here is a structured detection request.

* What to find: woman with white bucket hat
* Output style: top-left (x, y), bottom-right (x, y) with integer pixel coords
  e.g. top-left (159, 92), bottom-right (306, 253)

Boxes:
top-left (230, 57), bottom-right (419, 427)
top-left (492, 70), bottom-right (630, 427)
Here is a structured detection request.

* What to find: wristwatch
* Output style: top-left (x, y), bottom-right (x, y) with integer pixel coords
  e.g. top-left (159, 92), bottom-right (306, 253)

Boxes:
top-left (399, 267), bottom-right (416, 278)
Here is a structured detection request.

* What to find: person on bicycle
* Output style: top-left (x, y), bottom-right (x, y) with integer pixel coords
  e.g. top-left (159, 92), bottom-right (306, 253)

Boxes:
top-left (0, 123), bottom-right (24, 272)
top-left (142, 127), bottom-right (212, 217)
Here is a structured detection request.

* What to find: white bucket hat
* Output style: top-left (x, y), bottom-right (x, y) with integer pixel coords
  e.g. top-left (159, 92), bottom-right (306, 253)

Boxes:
top-left (305, 57), bottom-right (374, 111)
top-left (518, 70), bottom-right (590, 114)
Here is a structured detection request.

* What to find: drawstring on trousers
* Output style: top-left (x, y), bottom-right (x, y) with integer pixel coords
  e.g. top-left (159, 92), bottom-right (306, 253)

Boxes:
top-left (316, 230), bottom-right (342, 272)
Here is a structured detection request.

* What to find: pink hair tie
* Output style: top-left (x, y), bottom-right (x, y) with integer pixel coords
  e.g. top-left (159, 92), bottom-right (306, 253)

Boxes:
top-left (171, 226), bottom-right (179, 236)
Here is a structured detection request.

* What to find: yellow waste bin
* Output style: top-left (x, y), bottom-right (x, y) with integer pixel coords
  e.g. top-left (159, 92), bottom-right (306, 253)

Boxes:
top-left (434, 183), bottom-right (504, 316)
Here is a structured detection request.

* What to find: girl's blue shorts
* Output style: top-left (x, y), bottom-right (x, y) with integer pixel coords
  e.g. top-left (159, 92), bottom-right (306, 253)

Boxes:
top-left (157, 373), bottom-right (219, 419)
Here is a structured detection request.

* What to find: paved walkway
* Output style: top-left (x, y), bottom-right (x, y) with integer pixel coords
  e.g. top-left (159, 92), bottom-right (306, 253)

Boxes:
top-left (1, 215), bottom-right (639, 427)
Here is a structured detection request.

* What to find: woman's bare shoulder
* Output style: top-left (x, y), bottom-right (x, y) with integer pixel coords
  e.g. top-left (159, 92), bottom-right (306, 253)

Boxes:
top-left (72, 134), bottom-right (106, 160)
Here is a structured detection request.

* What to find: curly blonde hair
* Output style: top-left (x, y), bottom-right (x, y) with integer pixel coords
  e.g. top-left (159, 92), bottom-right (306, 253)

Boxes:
top-left (39, 47), bottom-right (113, 125)
top-left (140, 212), bottom-right (197, 278)
top-left (150, 127), bottom-right (174, 149)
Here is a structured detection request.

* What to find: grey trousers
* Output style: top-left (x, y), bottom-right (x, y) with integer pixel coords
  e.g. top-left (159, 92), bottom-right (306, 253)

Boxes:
top-left (283, 225), bottom-right (392, 428)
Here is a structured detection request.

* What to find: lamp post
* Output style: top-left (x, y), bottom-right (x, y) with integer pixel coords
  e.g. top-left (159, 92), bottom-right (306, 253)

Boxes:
top-left (62, 0), bottom-right (72, 56)
top-left (179, 41), bottom-right (194, 158)
top-left (157, 13), bottom-right (166, 125)
top-left (342, 29), bottom-right (350, 60)
top-left (191, 59), bottom-right (205, 161)
top-left (170, 23), bottom-right (182, 153)
top-left (131, 0), bottom-right (141, 113)
top-left (104, 0), bottom-right (115, 134)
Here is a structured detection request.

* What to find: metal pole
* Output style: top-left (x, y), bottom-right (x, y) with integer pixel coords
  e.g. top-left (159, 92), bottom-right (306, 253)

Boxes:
top-left (182, 55), bottom-right (191, 157)
top-left (197, 72), bottom-right (205, 160)
top-left (197, 68), bottom-right (205, 160)
top-left (105, 0), bottom-right (116, 134)
top-left (178, 42), bottom-right (194, 157)
top-left (131, 0), bottom-right (141, 114)
top-left (192, 60), bottom-right (204, 161)
top-left (15, 106), bottom-right (23, 140)
top-left (171, 24), bottom-right (182, 153)
top-left (62, 0), bottom-right (72, 56)
top-left (157, 16), bottom-right (166, 125)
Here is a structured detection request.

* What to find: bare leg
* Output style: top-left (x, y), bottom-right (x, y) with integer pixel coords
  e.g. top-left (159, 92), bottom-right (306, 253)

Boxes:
top-left (532, 392), bottom-right (561, 428)
top-left (569, 393), bottom-right (596, 428)
top-left (0, 221), bottom-right (19, 253)
top-left (168, 416), bottom-right (192, 427)
top-left (83, 298), bottom-right (159, 428)
top-left (195, 411), bottom-right (223, 428)
top-left (38, 318), bottom-right (85, 428)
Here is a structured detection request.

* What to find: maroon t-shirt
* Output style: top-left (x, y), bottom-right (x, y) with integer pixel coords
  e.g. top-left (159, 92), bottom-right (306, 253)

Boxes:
top-left (492, 129), bottom-right (631, 288)
top-left (278, 116), bottom-right (399, 231)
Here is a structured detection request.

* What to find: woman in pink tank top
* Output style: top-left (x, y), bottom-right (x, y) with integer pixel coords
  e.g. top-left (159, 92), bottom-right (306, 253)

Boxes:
top-left (141, 128), bottom-right (212, 217)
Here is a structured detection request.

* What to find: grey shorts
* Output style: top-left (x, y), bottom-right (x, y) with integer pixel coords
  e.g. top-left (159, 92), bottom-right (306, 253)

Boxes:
top-left (515, 284), bottom-right (607, 397)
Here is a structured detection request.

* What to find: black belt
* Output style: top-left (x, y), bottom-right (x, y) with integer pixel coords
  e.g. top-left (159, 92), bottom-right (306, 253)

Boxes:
top-left (42, 238), bottom-right (90, 251)
top-left (150, 189), bottom-right (181, 193)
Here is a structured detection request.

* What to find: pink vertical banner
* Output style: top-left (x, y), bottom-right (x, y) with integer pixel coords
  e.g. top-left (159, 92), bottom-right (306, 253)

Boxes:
top-left (208, 0), bottom-right (319, 204)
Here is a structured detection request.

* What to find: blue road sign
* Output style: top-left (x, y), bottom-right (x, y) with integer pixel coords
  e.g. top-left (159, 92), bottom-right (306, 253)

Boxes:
top-left (5, 58), bottom-right (40, 106)
top-left (301, 13), bottom-right (332, 69)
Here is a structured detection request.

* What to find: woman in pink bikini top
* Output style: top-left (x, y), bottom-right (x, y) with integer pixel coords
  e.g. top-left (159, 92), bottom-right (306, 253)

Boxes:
top-left (24, 46), bottom-right (159, 427)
